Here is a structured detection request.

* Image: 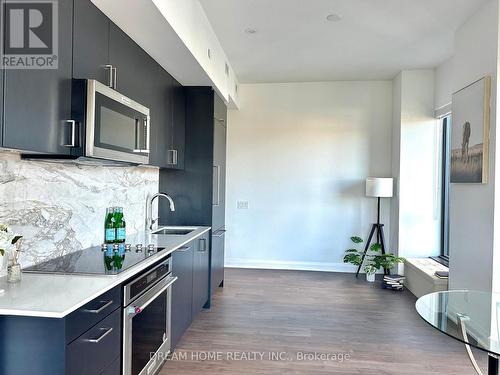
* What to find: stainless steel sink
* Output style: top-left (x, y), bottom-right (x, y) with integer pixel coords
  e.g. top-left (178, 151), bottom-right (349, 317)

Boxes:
top-left (152, 227), bottom-right (197, 236)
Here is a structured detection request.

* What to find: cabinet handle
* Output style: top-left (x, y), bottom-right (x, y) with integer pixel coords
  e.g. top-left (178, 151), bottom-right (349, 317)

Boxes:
top-left (212, 230), bottom-right (226, 238)
top-left (63, 120), bottom-right (77, 147)
top-left (176, 246), bottom-right (191, 252)
top-left (213, 165), bottom-right (221, 206)
top-left (142, 117), bottom-right (150, 154)
top-left (131, 276), bottom-right (177, 315)
top-left (84, 327), bottom-right (113, 343)
top-left (83, 300), bottom-right (113, 314)
top-left (133, 118), bottom-right (141, 152)
top-left (104, 65), bottom-right (113, 88)
top-left (168, 150), bottom-right (178, 165)
top-left (198, 238), bottom-right (207, 252)
top-left (133, 118), bottom-right (150, 154)
top-left (215, 118), bottom-right (225, 124)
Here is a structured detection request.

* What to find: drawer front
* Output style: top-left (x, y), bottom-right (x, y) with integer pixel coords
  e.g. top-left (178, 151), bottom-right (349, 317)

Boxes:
top-left (66, 286), bottom-right (121, 344)
top-left (66, 309), bottom-right (121, 375)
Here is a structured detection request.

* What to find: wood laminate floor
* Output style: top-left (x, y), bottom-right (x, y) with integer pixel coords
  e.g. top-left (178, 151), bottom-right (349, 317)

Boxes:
top-left (161, 268), bottom-right (486, 374)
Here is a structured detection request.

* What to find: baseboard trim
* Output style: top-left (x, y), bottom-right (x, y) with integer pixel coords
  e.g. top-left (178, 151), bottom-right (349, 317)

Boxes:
top-left (225, 258), bottom-right (360, 273)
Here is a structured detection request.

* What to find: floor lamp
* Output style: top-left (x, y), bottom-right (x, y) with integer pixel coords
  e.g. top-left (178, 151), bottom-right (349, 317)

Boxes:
top-left (355, 177), bottom-right (393, 277)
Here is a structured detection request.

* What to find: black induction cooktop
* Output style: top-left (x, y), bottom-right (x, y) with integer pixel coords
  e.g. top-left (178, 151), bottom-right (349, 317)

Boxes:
top-left (23, 245), bottom-right (166, 276)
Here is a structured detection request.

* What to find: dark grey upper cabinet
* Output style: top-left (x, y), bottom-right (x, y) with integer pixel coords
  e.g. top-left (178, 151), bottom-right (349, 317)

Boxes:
top-left (108, 22), bottom-right (186, 169)
top-left (151, 74), bottom-right (185, 169)
top-left (0, 3), bottom-right (3, 147)
top-left (109, 23), bottom-right (152, 103)
top-left (0, 69), bottom-right (3, 147)
top-left (2, 0), bottom-right (76, 154)
top-left (0, 71), bottom-right (3, 149)
top-left (1, 0), bottom-right (184, 161)
top-left (149, 67), bottom-right (173, 168)
top-left (170, 79), bottom-right (186, 169)
top-left (73, 0), bottom-right (110, 85)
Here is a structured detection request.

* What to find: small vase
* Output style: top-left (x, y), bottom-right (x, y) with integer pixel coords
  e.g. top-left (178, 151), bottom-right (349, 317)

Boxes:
top-left (366, 273), bottom-right (376, 283)
top-left (7, 262), bottom-right (21, 283)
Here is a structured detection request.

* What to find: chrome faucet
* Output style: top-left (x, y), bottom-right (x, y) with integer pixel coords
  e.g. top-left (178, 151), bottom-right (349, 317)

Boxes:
top-left (146, 192), bottom-right (175, 231)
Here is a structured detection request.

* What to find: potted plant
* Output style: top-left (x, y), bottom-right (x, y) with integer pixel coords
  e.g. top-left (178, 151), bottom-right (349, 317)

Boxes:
top-left (343, 236), bottom-right (405, 282)
top-left (0, 224), bottom-right (23, 283)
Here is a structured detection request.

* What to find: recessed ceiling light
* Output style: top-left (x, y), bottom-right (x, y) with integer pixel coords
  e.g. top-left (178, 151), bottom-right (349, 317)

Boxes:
top-left (245, 28), bottom-right (257, 34)
top-left (326, 13), bottom-right (342, 22)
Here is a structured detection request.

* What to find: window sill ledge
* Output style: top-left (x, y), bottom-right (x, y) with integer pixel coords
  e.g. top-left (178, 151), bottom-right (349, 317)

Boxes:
top-left (430, 256), bottom-right (449, 268)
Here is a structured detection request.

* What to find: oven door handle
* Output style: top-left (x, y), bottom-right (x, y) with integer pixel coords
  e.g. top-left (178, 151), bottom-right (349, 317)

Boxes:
top-left (128, 276), bottom-right (177, 316)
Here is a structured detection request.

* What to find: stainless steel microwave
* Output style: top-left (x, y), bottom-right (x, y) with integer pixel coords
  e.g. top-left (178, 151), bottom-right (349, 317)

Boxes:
top-left (84, 79), bottom-right (150, 164)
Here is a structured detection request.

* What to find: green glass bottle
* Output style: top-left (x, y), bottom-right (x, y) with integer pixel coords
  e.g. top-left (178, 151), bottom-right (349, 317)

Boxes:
top-left (114, 207), bottom-right (126, 244)
top-left (104, 207), bottom-right (116, 244)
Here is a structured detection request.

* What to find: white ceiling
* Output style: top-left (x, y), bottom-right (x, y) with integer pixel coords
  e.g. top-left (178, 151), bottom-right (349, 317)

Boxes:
top-left (199, 0), bottom-right (490, 83)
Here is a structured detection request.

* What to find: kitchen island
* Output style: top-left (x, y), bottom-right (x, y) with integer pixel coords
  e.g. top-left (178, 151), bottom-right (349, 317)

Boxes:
top-left (0, 226), bottom-right (211, 375)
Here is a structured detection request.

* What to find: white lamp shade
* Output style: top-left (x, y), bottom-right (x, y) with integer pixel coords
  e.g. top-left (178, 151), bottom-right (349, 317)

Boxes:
top-left (366, 177), bottom-right (393, 198)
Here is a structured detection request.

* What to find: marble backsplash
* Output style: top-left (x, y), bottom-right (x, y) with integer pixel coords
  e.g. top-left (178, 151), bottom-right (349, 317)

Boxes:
top-left (0, 152), bottom-right (159, 273)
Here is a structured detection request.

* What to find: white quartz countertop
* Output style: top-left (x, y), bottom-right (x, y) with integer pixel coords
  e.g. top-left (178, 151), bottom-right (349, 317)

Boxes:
top-left (0, 226), bottom-right (211, 318)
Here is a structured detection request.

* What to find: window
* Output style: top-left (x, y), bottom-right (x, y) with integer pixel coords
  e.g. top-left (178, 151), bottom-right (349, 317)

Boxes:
top-left (433, 115), bottom-right (451, 266)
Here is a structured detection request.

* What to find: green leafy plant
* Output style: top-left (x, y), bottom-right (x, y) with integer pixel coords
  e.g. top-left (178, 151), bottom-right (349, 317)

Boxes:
top-left (343, 236), bottom-right (405, 275)
top-left (0, 224), bottom-right (22, 258)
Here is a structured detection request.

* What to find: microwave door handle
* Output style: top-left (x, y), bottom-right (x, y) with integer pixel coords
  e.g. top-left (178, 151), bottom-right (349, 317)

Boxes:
top-left (142, 117), bottom-right (150, 154)
top-left (133, 117), bottom-right (150, 154)
top-left (133, 118), bottom-right (142, 153)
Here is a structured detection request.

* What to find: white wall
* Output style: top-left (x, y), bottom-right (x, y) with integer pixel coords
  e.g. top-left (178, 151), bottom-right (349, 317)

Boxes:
top-left (390, 74), bottom-right (402, 257)
top-left (434, 58), bottom-right (454, 109)
top-left (434, 0), bottom-right (499, 292)
top-left (399, 70), bottom-right (442, 259)
top-left (225, 81), bottom-right (393, 272)
top-left (391, 70), bottom-right (442, 268)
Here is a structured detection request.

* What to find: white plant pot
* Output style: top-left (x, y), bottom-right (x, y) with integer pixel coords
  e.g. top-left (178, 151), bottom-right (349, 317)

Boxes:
top-left (0, 254), bottom-right (6, 274)
top-left (0, 255), bottom-right (5, 294)
top-left (366, 273), bottom-right (376, 283)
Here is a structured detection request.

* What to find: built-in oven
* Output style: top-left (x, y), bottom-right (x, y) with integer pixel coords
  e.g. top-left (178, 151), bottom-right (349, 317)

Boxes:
top-left (84, 79), bottom-right (150, 164)
top-left (123, 257), bottom-right (177, 375)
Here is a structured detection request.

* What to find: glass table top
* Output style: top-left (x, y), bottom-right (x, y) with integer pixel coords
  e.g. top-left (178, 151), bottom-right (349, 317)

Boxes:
top-left (416, 290), bottom-right (500, 356)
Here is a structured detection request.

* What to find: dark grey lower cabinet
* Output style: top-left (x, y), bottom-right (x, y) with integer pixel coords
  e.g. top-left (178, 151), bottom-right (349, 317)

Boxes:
top-left (66, 309), bottom-right (121, 375)
top-left (192, 232), bottom-right (210, 317)
top-left (0, 286), bottom-right (122, 375)
top-left (211, 230), bottom-right (225, 294)
top-left (171, 232), bottom-right (211, 350)
top-left (171, 241), bottom-right (194, 349)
